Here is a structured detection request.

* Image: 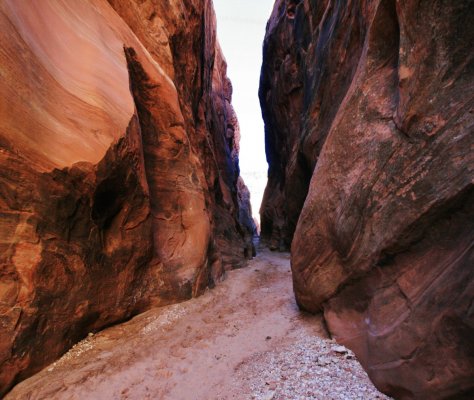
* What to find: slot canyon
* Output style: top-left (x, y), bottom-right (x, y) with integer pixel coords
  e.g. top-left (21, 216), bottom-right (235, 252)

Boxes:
top-left (0, 0), bottom-right (472, 399)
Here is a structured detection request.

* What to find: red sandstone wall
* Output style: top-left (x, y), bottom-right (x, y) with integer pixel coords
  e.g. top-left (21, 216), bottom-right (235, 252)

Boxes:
top-left (260, 0), bottom-right (474, 398)
top-left (0, 0), bottom-right (254, 394)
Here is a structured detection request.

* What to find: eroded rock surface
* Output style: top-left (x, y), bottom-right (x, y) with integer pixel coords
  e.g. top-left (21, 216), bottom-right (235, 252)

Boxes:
top-left (260, 0), bottom-right (473, 398)
top-left (0, 0), bottom-right (254, 394)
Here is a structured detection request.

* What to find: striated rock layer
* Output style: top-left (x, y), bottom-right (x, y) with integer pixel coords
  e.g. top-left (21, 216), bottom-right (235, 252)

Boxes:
top-left (260, 0), bottom-right (473, 398)
top-left (0, 0), bottom-right (255, 394)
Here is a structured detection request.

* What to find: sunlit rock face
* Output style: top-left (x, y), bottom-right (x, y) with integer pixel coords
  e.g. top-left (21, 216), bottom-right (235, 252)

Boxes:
top-left (260, 0), bottom-right (473, 398)
top-left (0, 0), bottom-right (254, 394)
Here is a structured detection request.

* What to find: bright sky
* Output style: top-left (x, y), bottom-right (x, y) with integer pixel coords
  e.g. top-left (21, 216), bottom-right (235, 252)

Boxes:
top-left (213, 0), bottom-right (275, 222)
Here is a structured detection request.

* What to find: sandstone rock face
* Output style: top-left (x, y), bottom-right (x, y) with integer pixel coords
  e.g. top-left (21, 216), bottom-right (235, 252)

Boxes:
top-left (0, 0), bottom-right (254, 394)
top-left (260, 0), bottom-right (473, 398)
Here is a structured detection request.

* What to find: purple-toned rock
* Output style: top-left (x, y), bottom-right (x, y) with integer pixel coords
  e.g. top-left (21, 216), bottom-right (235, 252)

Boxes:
top-left (260, 0), bottom-right (473, 398)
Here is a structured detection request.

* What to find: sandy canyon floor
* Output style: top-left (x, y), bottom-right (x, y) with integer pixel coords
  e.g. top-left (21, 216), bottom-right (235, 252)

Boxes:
top-left (7, 247), bottom-right (391, 400)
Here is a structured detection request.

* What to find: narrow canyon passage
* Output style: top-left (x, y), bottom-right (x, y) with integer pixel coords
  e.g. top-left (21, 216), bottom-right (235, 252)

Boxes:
top-left (6, 247), bottom-right (389, 400)
top-left (1, 1), bottom-right (472, 398)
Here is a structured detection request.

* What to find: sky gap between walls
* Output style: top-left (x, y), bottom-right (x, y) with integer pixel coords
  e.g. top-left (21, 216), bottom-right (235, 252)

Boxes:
top-left (213, 0), bottom-right (275, 225)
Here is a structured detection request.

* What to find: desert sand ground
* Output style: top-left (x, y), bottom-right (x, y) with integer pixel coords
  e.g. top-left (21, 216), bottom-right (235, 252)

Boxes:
top-left (7, 247), bottom-right (390, 400)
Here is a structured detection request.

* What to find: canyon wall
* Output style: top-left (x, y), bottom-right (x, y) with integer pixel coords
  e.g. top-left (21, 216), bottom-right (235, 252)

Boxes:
top-left (0, 0), bottom-right (254, 394)
top-left (260, 0), bottom-right (473, 398)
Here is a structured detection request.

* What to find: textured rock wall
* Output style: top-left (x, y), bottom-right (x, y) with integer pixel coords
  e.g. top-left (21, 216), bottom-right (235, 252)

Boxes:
top-left (260, 0), bottom-right (473, 398)
top-left (0, 0), bottom-right (254, 394)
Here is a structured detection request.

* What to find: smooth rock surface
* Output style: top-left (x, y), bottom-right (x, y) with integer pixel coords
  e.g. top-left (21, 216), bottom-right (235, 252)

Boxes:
top-left (260, 0), bottom-right (473, 398)
top-left (0, 0), bottom-right (254, 394)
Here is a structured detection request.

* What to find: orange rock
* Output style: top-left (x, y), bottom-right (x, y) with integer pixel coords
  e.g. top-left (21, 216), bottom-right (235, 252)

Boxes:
top-left (0, 0), bottom-right (254, 394)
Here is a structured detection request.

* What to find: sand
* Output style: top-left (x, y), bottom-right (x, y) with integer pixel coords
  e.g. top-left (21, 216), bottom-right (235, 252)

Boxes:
top-left (6, 247), bottom-right (390, 400)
